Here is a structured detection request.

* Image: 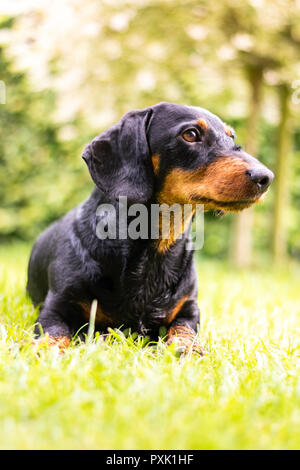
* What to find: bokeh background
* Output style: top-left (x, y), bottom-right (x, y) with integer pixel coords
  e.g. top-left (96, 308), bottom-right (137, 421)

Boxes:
top-left (0, 0), bottom-right (300, 266)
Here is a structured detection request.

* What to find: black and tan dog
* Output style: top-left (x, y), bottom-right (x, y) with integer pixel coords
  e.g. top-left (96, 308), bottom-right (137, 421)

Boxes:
top-left (27, 102), bottom-right (274, 353)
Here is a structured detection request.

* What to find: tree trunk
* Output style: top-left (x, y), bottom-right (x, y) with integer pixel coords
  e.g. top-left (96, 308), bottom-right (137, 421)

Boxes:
top-left (232, 65), bottom-right (263, 267)
top-left (272, 84), bottom-right (291, 263)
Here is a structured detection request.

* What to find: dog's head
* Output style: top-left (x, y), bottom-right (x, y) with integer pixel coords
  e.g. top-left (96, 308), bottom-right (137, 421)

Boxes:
top-left (83, 102), bottom-right (274, 211)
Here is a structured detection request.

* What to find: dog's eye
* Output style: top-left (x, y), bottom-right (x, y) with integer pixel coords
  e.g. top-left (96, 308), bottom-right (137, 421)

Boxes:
top-left (182, 128), bottom-right (200, 143)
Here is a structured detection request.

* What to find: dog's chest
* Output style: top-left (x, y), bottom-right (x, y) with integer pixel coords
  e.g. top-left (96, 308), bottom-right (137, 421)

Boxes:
top-left (95, 251), bottom-right (184, 331)
top-left (124, 259), bottom-right (177, 314)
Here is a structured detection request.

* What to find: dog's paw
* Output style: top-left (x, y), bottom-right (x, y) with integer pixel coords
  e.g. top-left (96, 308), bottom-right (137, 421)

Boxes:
top-left (166, 327), bottom-right (206, 357)
top-left (20, 334), bottom-right (71, 354)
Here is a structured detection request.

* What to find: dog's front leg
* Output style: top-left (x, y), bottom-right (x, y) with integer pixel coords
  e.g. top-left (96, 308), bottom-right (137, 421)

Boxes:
top-left (33, 291), bottom-right (73, 351)
top-left (166, 299), bottom-right (204, 356)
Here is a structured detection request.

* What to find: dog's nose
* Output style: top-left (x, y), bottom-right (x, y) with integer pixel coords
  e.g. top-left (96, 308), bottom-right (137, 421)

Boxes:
top-left (246, 167), bottom-right (274, 192)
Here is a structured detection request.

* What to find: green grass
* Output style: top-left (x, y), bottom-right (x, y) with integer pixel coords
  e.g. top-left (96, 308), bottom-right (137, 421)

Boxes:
top-left (0, 242), bottom-right (299, 450)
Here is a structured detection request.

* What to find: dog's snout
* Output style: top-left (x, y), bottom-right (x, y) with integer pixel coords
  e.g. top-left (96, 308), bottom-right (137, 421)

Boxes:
top-left (246, 167), bottom-right (274, 192)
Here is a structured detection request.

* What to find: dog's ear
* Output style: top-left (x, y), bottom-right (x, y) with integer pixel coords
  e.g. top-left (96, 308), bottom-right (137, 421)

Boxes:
top-left (82, 108), bottom-right (154, 203)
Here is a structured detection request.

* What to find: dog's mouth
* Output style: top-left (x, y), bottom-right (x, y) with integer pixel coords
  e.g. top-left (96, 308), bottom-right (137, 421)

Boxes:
top-left (191, 191), bottom-right (267, 212)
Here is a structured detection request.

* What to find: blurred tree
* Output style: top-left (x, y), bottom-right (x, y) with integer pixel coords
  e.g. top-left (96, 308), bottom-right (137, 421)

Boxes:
top-left (3, 1), bottom-right (248, 127)
top-left (0, 16), bottom-right (91, 239)
top-left (232, 64), bottom-right (264, 267)
top-left (272, 84), bottom-right (292, 262)
top-left (208, 0), bottom-right (300, 266)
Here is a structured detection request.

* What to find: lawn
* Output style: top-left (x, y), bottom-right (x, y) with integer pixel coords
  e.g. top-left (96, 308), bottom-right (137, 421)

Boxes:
top-left (0, 242), bottom-right (299, 450)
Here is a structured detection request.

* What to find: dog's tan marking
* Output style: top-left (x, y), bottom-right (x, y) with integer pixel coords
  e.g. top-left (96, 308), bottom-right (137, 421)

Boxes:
top-left (165, 296), bottom-right (190, 325)
top-left (156, 205), bottom-right (195, 253)
top-left (29, 334), bottom-right (71, 353)
top-left (157, 156), bottom-right (259, 214)
top-left (79, 301), bottom-right (116, 329)
top-left (224, 124), bottom-right (233, 137)
top-left (167, 325), bottom-right (204, 355)
top-left (152, 153), bottom-right (160, 175)
top-left (197, 118), bottom-right (209, 130)
top-left (47, 335), bottom-right (71, 349)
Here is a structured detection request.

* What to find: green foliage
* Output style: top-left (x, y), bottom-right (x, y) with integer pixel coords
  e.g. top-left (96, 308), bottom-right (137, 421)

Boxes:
top-left (0, 45), bottom-right (92, 240)
top-left (289, 130), bottom-right (300, 259)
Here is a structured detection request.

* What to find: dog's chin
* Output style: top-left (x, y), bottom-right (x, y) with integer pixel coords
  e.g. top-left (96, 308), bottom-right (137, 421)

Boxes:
top-left (205, 200), bottom-right (255, 212)
top-left (192, 193), bottom-right (266, 213)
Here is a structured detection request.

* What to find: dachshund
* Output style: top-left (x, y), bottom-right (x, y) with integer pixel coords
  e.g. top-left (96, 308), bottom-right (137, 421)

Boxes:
top-left (27, 102), bottom-right (274, 353)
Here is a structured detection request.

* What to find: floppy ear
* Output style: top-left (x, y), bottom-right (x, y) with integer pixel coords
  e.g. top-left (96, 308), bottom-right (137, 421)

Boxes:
top-left (82, 108), bottom-right (154, 203)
